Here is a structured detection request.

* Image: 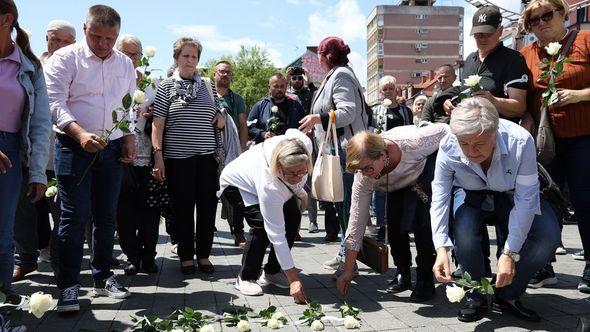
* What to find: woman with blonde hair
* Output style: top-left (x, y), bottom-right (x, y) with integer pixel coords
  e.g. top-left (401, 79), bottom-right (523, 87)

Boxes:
top-left (336, 123), bottom-right (449, 302)
top-left (218, 129), bottom-right (312, 304)
top-left (412, 95), bottom-right (428, 124)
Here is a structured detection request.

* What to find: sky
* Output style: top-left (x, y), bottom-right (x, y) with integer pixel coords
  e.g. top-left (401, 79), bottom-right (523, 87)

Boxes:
top-left (15, 0), bottom-right (521, 86)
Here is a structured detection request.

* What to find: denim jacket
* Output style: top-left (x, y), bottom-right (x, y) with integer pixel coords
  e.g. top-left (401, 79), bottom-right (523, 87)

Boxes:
top-left (17, 45), bottom-right (52, 185)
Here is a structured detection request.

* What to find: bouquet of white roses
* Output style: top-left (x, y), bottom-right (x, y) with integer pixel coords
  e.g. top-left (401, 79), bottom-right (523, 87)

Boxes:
top-left (450, 75), bottom-right (483, 106)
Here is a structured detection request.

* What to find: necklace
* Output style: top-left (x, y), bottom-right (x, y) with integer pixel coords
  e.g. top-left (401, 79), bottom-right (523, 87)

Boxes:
top-left (380, 149), bottom-right (391, 177)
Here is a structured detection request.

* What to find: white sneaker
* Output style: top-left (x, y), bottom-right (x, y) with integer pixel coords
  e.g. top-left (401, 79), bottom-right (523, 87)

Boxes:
top-left (234, 277), bottom-right (263, 296)
top-left (38, 247), bottom-right (51, 263)
top-left (322, 256), bottom-right (342, 270)
top-left (573, 250), bottom-right (585, 261)
top-left (171, 244), bottom-right (178, 256)
top-left (555, 246), bottom-right (567, 255)
top-left (258, 271), bottom-right (290, 289)
top-left (93, 276), bottom-right (130, 299)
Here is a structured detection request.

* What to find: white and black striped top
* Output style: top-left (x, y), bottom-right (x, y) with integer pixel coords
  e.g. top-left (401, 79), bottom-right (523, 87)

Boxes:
top-left (153, 78), bottom-right (221, 159)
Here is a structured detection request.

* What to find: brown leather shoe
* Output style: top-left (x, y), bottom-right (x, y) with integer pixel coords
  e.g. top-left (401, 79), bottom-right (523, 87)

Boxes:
top-left (12, 264), bottom-right (38, 282)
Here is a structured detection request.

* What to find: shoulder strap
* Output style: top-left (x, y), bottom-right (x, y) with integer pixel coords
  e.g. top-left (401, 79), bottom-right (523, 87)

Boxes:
top-left (558, 30), bottom-right (578, 62)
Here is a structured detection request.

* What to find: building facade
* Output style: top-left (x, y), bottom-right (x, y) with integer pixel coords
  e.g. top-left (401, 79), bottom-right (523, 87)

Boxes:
top-left (366, 2), bottom-right (464, 104)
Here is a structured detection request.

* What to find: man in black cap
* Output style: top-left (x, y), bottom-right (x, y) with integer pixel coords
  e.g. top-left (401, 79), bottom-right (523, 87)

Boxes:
top-left (435, 5), bottom-right (528, 123)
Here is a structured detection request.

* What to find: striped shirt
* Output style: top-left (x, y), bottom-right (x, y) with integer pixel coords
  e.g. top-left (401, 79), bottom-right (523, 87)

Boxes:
top-left (153, 77), bottom-right (221, 159)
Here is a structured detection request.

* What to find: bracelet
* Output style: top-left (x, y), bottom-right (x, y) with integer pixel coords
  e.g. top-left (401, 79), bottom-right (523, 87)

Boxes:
top-left (152, 147), bottom-right (162, 155)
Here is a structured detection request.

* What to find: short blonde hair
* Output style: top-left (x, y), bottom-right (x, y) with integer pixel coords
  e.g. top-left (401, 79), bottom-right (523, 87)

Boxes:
top-left (413, 95), bottom-right (428, 109)
top-left (172, 37), bottom-right (202, 61)
top-left (269, 139), bottom-right (312, 179)
top-left (450, 97), bottom-right (499, 137)
top-left (520, 0), bottom-right (569, 33)
top-left (346, 131), bottom-right (385, 173)
top-left (379, 75), bottom-right (396, 91)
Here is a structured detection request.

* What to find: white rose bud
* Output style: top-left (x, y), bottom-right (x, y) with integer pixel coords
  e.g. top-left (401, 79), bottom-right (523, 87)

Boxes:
top-left (45, 186), bottom-right (58, 198)
top-left (464, 75), bottom-right (482, 88)
top-left (271, 105), bottom-right (279, 113)
top-left (266, 318), bottom-right (283, 329)
top-left (144, 45), bottom-right (156, 58)
top-left (452, 80), bottom-right (462, 87)
top-left (311, 320), bottom-right (324, 331)
top-left (170, 329), bottom-right (184, 332)
top-left (545, 42), bottom-right (561, 56)
top-left (199, 324), bottom-right (215, 332)
top-left (343, 316), bottom-right (360, 329)
top-left (28, 292), bottom-right (52, 318)
top-left (133, 90), bottom-right (146, 105)
top-left (271, 311), bottom-right (285, 320)
top-left (382, 98), bottom-right (392, 107)
top-left (445, 284), bottom-right (466, 303)
top-left (237, 320), bottom-right (250, 332)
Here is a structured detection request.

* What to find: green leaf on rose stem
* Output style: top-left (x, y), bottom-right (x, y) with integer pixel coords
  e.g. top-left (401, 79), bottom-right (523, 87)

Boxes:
top-left (464, 271), bottom-right (472, 283)
top-left (562, 58), bottom-right (573, 63)
top-left (122, 93), bottom-right (133, 109)
top-left (549, 91), bottom-right (559, 105)
top-left (555, 62), bottom-right (564, 75)
top-left (480, 278), bottom-right (491, 294)
top-left (112, 110), bottom-right (118, 123)
top-left (539, 71), bottom-right (549, 79)
top-left (536, 61), bottom-right (549, 69)
top-left (542, 89), bottom-right (551, 99)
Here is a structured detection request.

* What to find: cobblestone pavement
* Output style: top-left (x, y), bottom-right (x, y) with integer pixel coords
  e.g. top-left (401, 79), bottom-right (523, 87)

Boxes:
top-left (11, 207), bottom-right (590, 331)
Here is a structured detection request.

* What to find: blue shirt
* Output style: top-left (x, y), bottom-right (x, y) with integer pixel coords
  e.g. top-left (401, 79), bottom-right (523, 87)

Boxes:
top-left (430, 119), bottom-right (540, 253)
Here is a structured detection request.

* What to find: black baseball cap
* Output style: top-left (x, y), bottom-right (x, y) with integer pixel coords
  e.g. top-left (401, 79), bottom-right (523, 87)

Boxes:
top-left (470, 6), bottom-right (502, 35)
top-left (290, 66), bottom-right (304, 75)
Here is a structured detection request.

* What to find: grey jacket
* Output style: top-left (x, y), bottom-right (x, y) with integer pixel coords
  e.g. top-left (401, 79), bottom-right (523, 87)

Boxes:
top-left (311, 65), bottom-right (368, 151)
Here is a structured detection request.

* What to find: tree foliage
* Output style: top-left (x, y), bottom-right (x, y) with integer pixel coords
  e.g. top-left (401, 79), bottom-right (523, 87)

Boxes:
top-left (203, 45), bottom-right (279, 111)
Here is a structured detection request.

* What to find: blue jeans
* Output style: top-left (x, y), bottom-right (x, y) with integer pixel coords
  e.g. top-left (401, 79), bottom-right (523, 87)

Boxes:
top-left (55, 135), bottom-right (124, 289)
top-left (452, 188), bottom-right (560, 301)
top-left (0, 132), bottom-right (22, 290)
top-left (548, 134), bottom-right (590, 260)
top-left (371, 191), bottom-right (386, 226)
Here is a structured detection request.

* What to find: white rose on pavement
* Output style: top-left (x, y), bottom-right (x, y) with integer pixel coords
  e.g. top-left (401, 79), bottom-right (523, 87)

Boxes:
top-left (271, 106), bottom-right (279, 113)
top-left (382, 98), bottom-right (392, 107)
top-left (133, 90), bottom-right (146, 105)
top-left (452, 81), bottom-right (462, 87)
top-left (144, 45), bottom-right (156, 58)
top-left (464, 75), bottom-right (482, 88)
top-left (237, 320), bottom-right (250, 332)
top-left (271, 311), bottom-right (285, 320)
top-left (45, 186), bottom-right (58, 198)
top-left (545, 42), bottom-right (561, 56)
top-left (200, 324), bottom-right (215, 332)
top-left (28, 292), bottom-right (52, 318)
top-left (311, 319), bottom-right (324, 331)
top-left (343, 316), bottom-right (360, 329)
top-left (446, 284), bottom-right (466, 303)
top-left (266, 318), bottom-right (283, 329)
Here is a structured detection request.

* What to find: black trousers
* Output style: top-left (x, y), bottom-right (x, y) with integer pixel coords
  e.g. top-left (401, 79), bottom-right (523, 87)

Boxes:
top-left (320, 201), bottom-right (340, 237)
top-left (222, 186), bottom-right (300, 280)
top-left (117, 165), bottom-right (161, 263)
top-left (165, 154), bottom-right (219, 262)
top-left (222, 196), bottom-right (245, 235)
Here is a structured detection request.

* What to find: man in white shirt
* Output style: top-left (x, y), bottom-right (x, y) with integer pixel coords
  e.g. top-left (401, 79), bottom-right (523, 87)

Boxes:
top-left (44, 4), bottom-right (136, 313)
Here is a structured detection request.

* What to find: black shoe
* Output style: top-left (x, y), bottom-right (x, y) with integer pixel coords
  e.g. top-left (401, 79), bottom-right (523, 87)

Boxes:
top-left (123, 260), bottom-right (139, 276)
top-left (493, 296), bottom-right (540, 322)
top-left (234, 232), bottom-right (246, 248)
top-left (458, 298), bottom-right (489, 322)
top-left (529, 264), bottom-right (558, 288)
top-left (410, 278), bottom-right (435, 303)
top-left (142, 259), bottom-right (159, 274)
top-left (198, 263), bottom-right (215, 274)
top-left (181, 264), bottom-right (196, 275)
top-left (324, 234), bottom-right (339, 242)
top-left (386, 271), bottom-right (411, 293)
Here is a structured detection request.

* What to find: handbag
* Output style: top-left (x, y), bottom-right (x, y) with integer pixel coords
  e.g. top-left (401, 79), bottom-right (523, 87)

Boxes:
top-left (311, 112), bottom-right (344, 202)
top-left (358, 236), bottom-right (389, 273)
top-left (535, 30), bottom-right (578, 166)
top-left (538, 162), bottom-right (569, 222)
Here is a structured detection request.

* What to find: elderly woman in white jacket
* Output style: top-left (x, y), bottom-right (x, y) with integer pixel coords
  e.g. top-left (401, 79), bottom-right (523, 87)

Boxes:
top-left (218, 129), bottom-right (312, 303)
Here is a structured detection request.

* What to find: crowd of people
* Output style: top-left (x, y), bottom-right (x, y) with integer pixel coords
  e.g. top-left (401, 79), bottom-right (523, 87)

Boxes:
top-left (1, 0), bottom-right (589, 324)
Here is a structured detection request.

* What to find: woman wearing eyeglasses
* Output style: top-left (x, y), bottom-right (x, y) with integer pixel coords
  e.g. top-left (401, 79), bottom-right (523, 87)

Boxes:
top-left (218, 129), bottom-right (312, 304)
top-left (335, 123), bottom-right (449, 303)
top-left (520, 0), bottom-right (590, 293)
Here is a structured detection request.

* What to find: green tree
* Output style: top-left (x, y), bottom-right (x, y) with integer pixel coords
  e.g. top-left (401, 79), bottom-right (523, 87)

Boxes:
top-left (205, 45), bottom-right (279, 111)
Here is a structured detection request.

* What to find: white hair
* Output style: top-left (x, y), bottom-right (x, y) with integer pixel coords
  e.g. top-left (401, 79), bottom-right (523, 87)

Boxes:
top-left (46, 19), bottom-right (76, 39)
top-left (378, 75), bottom-right (396, 90)
top-left (413, 94), bottom-right (428, 109)
top-left (450, 97), bottom-right (499, 137)
top-left (116, 34), bottom-right (142, 52)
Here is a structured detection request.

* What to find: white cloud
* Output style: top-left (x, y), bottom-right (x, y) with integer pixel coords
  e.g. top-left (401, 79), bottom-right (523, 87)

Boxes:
top-left (259, 15), bottom-right (281, 29)
top-left (286, 0), bottom-right (302, 4)
top-left (308, 0), bottom-right (366, 44)
top-left (167, 24), bottom-right (285, 67)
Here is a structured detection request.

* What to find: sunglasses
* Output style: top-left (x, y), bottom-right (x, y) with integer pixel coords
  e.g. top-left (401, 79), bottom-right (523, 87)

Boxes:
top-left (291, 75), bottom-right (304, 81)
top-left (528, 9), bottom-right (560, 27)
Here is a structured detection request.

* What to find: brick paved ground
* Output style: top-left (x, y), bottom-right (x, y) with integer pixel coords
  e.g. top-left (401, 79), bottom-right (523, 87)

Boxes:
top-left (10, 207), bottom-right (590, 331)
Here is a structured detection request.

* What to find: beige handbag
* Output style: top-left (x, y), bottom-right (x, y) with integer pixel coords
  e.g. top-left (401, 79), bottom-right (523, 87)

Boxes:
top-left (311, 114), bottom-right (344, 202)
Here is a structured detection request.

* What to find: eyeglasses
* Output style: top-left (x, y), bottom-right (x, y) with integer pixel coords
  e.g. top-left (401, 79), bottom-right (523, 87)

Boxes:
top-left (124, 51), bottom-right (142, 59)
top-left (283, 168), bottom-right (308, 179)
top-left (357, 165), bottom-right (375, 175)
top-left (528, 9), bottom-right (560, 27)
top-left (291, 75), bottom-right (304, 81)
top-left (217, 70), bottom-right (232, 75)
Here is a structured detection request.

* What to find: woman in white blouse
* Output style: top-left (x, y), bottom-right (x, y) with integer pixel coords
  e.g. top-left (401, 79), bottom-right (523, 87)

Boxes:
top-left (336, 123), bottom-right (449, 302)
top-left (218, 129), bottom-right (311, 303)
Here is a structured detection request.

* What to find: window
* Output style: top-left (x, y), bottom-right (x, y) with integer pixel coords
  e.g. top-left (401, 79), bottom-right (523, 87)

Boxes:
top-left (416, 28), bottom-right (429, 34)
top-left (415, 58), bottom-right (429, 64)
top-left (377, 43), bottom-right (384, 56)
top-left (411, 71), bottom-right (423, 78)
top-left (414, 42), bottom-right (428, 51)
top-left (416, 14), bottom-right (427, 20)
top-left (378, 14), bottom-right (384, 26)
top-left (577, 7), bottom-right (588, 23)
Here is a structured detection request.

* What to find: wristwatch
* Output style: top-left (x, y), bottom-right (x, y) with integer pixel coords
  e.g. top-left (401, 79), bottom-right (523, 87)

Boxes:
top-left (152, 147), bottom-right (162, 155)
top-left (501, 248), bottom-right (520, 262)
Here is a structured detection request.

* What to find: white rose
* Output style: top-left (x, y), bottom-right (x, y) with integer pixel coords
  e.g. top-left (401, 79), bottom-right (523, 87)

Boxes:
top-left (237, 320), bottom-right (250, 332)
top-left (271, 105), bottom-right (279, 113)
top-left (133, 90), bottom-right (146, 105)
top-left (45, 186), bottom-right (58, 198)
top-left (545, 42), bottom-right (561, 56)
top-left (311, 320), bottom-right (324, 331)
top-left (343, 316), bottom-right (360, 329)
top-left (452, 80), bottom-right (462, 87)
top-left (464, 75), bottom-right (482, 88)
top-left (170, 329), bottom-right (184, 332)
top-left (445, 284), bottom-right (466, 303)
top-left (200, 324), bottom-right (215, 332)
top-left (28, 292), bottom-right (52, 318)
top-left (271, 311), bottom-right (285, 320)
top-left (266, 318), bottom-right (283, 329)
top-left (382, 98), bottom-right (392, 107)
top-left (144, 45), bottom-right (156, 58)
